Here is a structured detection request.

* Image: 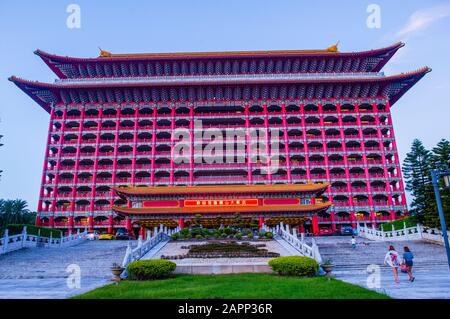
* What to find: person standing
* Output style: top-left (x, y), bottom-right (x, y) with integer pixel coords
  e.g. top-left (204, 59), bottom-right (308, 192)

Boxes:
top-left (384, 245), bottom-right (401, 283)
top-left (403, 246), bottom-right (415, 282)
top-left (351, 236), bottom-right (356, 249)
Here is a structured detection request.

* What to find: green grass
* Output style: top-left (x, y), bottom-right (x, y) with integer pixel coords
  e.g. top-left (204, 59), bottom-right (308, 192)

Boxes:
top-left (74, 273), bottom-right (388, 299)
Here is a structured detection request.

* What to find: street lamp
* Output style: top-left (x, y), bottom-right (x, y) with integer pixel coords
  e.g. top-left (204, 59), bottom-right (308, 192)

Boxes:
top-left (430, 165), bottom-right (450, 270)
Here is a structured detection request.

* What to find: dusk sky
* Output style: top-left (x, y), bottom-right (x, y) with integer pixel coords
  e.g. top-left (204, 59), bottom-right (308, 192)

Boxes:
top-left (0, 0), bottom-right (449, 210)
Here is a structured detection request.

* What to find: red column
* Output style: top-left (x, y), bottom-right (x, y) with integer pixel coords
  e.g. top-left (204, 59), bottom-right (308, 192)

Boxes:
top-left (311, 216), bottom-right (319, 236)
top-left (150, 106), bottom-right (157, 185)
top-left (189, 104), bottom-right (194, 186)
top-left (350, 212), bottom-right (356, 228)
top-left (370, 211), bottom-right (377, 228)
top-left (281, 103), bottom-right (291, 183)
top-left (300, 103), bottom-right (310, 180)
top-left (108, 214), bottom-right (113, 234)
top-left (88, 214), bottom-right (93, 232)
top-left (244, 103), bottom-right (252, 184)
top-left (178, 218), bottom-right (185, 230)
top-left (49, 215), bottom-right (55, 228)
top-left (68, 215), bottom-right (74, 235)
top-left (263, 103), bottom-right (272, 184)
top-left (38, 107), bottom-right (55, 213)
top-left (131, 106), bottom-right (139, 185)
top-left (139, 226), bottom-right (145, 239)
top-left (170, 105), bottom-right (175, 185)
top-left (35, 215), bottom-right (41, 227)
top-left (330, 212), bottom-right (336, 231)
top-left (299, 223), bottom-right (305, 233)
top-left (126, 217), bottom-right (132, 233)
top-left (258, 216), bottom-right (264, 230)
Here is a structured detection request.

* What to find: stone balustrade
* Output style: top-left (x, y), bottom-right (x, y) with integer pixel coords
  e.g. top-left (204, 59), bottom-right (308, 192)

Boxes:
top-left (0, 226), bottom-right (87, 255)
top-left (269, 222), bottom-right (323, 264)
top-left (357, 222), bottom-right (450, 246)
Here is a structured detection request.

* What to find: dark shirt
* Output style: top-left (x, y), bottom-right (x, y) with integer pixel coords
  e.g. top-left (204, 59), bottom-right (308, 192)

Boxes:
top-left (403, 251), bottom-right (414, 262)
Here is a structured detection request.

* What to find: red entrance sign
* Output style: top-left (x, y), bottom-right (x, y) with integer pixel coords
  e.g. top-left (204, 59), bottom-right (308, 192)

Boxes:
top-left (184, 198), bottom-right (258, 207)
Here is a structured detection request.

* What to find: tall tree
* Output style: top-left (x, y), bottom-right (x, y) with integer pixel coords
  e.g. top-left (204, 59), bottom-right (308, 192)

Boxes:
top-left (427, 139), bottom-right (450, 228)
top-left (402, 139), bottom-right (434, 222)
top-left (0, 199), bottom-right (36, 232)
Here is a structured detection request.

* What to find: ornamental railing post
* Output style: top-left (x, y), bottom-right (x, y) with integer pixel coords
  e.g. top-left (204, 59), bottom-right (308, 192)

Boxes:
top-left (3, 229), bottom-right (9, 253)
top-left (21, 226), bottom-right (27, 248)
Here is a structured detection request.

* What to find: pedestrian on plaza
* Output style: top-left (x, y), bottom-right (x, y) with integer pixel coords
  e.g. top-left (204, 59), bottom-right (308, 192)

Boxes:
top-left (403, 246), bottom-right (415, 282)
top-left (351, 236), bottom-right (356, 249)
top-left (384, 245), bottom-right (401, 284)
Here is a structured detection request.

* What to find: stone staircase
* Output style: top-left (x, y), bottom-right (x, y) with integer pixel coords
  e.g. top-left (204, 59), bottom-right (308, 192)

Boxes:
top-left (315, 236), bottom-right (449, 274)
top-left (314, 236), bottom-right (450, 299)
top-left (0, 240), bottom-right (133, 298)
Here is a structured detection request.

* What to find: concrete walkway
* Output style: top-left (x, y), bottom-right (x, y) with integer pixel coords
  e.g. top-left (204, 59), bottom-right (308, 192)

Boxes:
top-left (0, 240), bottom-right (133, 299)
top-left (316, 236), bottom-right (450, 299)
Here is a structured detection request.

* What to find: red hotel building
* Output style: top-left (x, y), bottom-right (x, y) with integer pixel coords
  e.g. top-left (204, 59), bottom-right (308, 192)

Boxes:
top-left (10, 42), bottom-right (429, 235)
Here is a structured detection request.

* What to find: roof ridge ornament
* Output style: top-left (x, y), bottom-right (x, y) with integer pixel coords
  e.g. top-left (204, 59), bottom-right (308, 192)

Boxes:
top-left (99, 47), bottom-right (112, 57)
top-left (327, 41), bottom-right (340, 52)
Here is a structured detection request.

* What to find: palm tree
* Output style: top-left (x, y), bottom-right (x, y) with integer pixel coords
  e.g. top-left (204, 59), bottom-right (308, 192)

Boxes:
top-left (0, 199), bottom-right (36, 232)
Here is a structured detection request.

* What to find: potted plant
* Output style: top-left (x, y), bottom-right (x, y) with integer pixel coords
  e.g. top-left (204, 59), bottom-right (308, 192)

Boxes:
top-left (111, 262), bottom-right (125, 282)
top-left (320, 258), bottom-right (334, 280)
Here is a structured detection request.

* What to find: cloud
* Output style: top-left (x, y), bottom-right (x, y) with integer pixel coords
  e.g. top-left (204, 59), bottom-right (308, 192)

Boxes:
top-left (396, 5), bottom-right (450, 40)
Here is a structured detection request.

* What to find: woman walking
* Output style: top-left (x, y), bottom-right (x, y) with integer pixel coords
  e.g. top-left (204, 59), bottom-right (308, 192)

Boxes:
top-left (384, 245), bottom-right (401, 283)
top-left (403, 246), bottom-right (415, 282)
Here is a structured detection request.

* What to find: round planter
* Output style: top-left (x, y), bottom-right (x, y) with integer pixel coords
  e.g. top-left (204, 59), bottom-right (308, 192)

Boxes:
top-left (321, 264), bottom-right (334, 280)
top-left (111, 267), bottom-right (124, 282)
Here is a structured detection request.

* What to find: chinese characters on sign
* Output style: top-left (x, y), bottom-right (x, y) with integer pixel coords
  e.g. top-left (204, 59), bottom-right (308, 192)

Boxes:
top-left (184, 199), bottom-right (258, 207)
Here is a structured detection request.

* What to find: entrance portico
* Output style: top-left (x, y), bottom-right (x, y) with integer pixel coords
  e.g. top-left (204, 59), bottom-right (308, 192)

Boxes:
top-left (112, 183), bottom-right (332, 235)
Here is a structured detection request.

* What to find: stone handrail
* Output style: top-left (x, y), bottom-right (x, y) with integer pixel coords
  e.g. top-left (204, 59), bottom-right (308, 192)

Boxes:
top-left (121, 225), bottom-right (180, 269)
top-left (0, 226), bottom-right (88, 255)
top-left (357, 222), bottom-right (450, 245)
top-left (270, 222), bottom-right (323, 264)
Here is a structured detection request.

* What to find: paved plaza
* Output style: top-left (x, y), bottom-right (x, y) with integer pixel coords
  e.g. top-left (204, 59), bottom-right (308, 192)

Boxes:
top-left (0, 240), bottom-right (133, 299)
top-left (1, 236), bottom-right (450, 298)
top-left (316, 236), bottom-right (450, 299)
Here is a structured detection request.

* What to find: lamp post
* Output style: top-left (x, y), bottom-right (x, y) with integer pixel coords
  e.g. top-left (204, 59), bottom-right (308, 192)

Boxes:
top-left (430, 166), bottom-right (450, 270)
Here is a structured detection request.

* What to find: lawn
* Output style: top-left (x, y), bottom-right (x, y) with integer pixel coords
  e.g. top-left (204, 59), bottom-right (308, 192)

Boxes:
top-left (74, 273), bottom-right (388, 299)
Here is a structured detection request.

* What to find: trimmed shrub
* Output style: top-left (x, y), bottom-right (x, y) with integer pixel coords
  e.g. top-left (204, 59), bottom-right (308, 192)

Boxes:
top-left (247, 233), bottom-right (254, 239)
top-left (195, 234), bottom-right (202, 239)
top-left (265, 232), bottom-right (273, 239)
top-left (6, 224), bottom-right (62, 238)
top-left (258, 232), bottom-right (265, 238)
top-left (171, 233), bottom-right (179, 240)
top-left (268, 256), bottom-right (319, 277)
top-left (379, 216), bottom-right (417, 231)
top-left (127, 259), bottom-right (176, 280)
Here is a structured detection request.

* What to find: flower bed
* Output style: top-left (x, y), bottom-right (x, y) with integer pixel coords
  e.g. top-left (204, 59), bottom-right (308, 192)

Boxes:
top-left (161, 241), bottom-right (280, 259)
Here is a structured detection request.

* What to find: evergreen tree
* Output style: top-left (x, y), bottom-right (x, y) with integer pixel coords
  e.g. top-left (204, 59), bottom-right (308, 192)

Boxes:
top-left (402, 139), bottom-right (434, 222)
top-left (427, 139), bottom-right (450, 228)
top-left (0, 199), bottom-right (36, 232)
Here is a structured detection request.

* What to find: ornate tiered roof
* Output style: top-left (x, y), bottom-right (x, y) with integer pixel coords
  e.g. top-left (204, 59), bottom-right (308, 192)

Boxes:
top-left (113, 183), bottom-right (330, 198)
top-left (112, 202), bottom-right (332, 216)
top-left (9, 43), bottom-right (430, 113)
top-left (33, 42), bottom-right (404, 79)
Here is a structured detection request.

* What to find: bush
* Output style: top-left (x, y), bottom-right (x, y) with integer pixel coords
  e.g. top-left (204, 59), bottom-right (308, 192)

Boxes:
top-left (6, 224), bottom-right (62, 238)
top-left (247, 233), bottom-right (254, 239)
top-left (127, 259), bottom-right (176, 280)
top-left (268, 256), bottom-right (319, 277)
top-left (265, 232), bottom-right (273, 239)
top-left (258, 232), bottom-right (265, 237)
top-left (379, 216), bottom-right (417, 231)
top-left (171, 233), bottom-right (179, 240)
top-left (195, 234), bottom-right (202, 239)
top-left (236, 233), bottom-right (242, 240)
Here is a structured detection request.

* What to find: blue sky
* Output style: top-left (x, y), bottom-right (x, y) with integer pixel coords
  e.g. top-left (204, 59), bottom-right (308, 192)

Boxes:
top-left (0, 0), bottom-right (449, 209)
